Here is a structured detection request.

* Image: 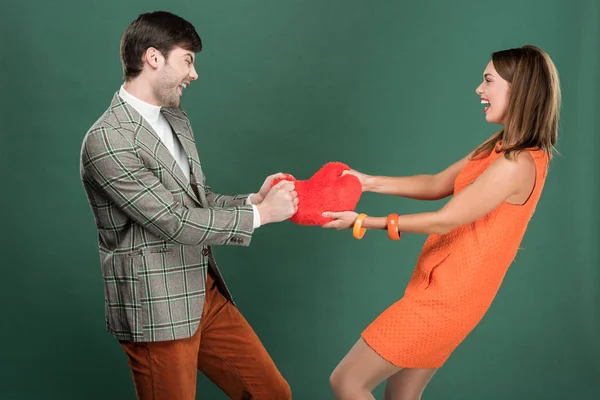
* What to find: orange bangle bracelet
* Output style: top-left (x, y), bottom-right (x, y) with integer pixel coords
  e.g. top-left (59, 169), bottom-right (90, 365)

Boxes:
top-left (353, 213), bottom-right (368, 239)
top-left (387, 213), bottom-right (401, 240)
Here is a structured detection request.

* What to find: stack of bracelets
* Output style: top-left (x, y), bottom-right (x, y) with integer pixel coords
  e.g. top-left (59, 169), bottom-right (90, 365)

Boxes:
top-left (352, 213), bottom-right (402, 240)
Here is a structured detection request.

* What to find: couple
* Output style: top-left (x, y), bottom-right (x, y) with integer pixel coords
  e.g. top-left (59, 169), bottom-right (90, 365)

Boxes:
top-left (80, 11), bottom-right (560, 400)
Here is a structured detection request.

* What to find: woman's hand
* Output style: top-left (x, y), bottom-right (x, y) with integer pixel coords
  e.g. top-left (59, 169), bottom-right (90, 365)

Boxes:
top-left (321, 211), bottom-right (358, 230)
top-left (342, 169), bottom-right (372, 192)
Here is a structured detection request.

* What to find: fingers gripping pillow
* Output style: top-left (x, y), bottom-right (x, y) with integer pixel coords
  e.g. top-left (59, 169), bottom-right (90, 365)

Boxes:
top-left (271, 162), bottom-right (362, 226)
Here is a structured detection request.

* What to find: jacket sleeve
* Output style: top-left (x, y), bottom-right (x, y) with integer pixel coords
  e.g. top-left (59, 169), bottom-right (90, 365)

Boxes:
top-left (204, 186), bottom-right (251, 208)
top-left (81, 126), bottom-right (254, 246)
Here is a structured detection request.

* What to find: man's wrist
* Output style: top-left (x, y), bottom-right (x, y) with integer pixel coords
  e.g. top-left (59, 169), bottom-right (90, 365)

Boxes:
top-left (247, 193), bottom-right (263, 205)
top-left (256, 203), bottom-right (269, 225)
top-left (250, 204), bottom-right (261, 228)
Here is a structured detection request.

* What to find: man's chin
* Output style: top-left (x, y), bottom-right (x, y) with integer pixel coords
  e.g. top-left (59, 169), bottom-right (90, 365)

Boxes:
top-left (163, 100), bottom-right (181, 109)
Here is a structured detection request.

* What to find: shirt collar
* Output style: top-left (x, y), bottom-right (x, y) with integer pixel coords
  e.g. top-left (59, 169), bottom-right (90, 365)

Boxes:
top-left (119, 85), bottom-right (162, 124)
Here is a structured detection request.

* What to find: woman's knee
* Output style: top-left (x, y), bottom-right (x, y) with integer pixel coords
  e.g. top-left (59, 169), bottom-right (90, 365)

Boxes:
top-left (330, 368), bottom-right (364, 400)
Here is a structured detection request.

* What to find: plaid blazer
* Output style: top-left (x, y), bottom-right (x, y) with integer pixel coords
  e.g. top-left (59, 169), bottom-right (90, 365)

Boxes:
top-left (80, 92), bottom-right (255, 342)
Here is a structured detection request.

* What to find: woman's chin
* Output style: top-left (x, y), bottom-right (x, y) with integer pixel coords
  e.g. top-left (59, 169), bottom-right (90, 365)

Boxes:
top-left (485, 114), bottom-right (503, 125)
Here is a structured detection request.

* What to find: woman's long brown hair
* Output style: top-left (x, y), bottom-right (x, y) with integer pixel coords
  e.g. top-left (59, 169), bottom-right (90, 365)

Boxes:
top-left (472, 45), bottom-right (561, 160)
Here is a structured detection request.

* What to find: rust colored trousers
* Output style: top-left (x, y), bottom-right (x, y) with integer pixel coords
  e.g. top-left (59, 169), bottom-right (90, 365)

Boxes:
top-left (120, 270), bottom-right (292, 399)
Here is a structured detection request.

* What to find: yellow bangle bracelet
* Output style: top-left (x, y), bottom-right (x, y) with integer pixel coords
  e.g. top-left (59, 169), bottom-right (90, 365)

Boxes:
top-left (353, 213), bottom-right (368, 239)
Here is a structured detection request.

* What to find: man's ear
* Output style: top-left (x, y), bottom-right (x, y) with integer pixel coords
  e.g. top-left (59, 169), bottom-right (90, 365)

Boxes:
top-left (144, 47), bottom-right (162, 69)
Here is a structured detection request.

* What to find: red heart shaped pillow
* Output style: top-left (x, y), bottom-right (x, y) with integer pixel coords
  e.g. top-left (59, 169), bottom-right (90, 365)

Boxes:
top-left (271, 162), bottom-right (362, 226)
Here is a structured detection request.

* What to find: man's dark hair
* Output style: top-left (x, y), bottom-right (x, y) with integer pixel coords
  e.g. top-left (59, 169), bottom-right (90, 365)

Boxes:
top-left (120, 11), bottom-right (202, 80)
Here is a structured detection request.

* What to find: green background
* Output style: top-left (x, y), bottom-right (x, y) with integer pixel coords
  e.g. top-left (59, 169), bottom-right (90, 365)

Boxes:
top-left (2, 0), bottom-right (598, 398)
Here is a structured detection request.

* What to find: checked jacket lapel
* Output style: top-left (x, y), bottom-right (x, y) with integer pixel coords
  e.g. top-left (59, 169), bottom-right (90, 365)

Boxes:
top-left (161, 107), bottom-right (209, 206)
top-left (110, 94), bottom-right (203, 206)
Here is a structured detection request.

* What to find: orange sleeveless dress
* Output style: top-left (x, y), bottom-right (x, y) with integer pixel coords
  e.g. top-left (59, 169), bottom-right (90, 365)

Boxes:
top-left (361, 145), bottom-right (550, 368)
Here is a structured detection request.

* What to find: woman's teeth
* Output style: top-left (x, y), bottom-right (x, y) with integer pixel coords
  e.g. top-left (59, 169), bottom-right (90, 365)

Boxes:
top-left (481, 99), bottom-right (490, 113)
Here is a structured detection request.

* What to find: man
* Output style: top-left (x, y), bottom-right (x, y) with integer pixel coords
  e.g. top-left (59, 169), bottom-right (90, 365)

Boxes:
top-left (80, 11), bottom-right (296, 400)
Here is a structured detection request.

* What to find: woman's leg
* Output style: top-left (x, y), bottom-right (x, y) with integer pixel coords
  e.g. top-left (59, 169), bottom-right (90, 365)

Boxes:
top-left (382, 368), bottom-right (438, 400)
top-left (330, 338), bottom-right (401, 400)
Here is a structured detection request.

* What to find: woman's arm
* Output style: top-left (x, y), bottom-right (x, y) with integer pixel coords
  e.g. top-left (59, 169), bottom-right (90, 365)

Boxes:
top-left (324, 152), bottom-right (536, 234)
top-left (351, 153), bottom-right (472, 200)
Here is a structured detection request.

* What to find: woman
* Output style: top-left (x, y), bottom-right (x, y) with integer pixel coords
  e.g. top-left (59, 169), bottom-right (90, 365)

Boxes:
top-left (323, 45), bottom-right (561, 400)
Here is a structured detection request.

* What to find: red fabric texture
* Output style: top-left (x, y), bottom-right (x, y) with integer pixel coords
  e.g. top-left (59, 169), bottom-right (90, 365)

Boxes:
top-left (272, 162), bottom-right (362, 226)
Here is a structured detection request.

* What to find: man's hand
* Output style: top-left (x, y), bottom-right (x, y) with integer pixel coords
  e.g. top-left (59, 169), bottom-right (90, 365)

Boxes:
top-left (256, 180), bottom-right (299, 225)
top-left (250, 173), bottom-right (290, 204)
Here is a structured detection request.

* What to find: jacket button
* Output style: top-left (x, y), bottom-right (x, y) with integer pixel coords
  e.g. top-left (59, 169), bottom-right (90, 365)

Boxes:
top-left (202, 248), bottom-right (209, 256)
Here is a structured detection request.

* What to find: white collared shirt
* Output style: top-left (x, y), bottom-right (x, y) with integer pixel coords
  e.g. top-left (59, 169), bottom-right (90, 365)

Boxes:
top-left (119, 85), bottom-right (190, 182)
top-left (119, 85), bottom-right (260, 228)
